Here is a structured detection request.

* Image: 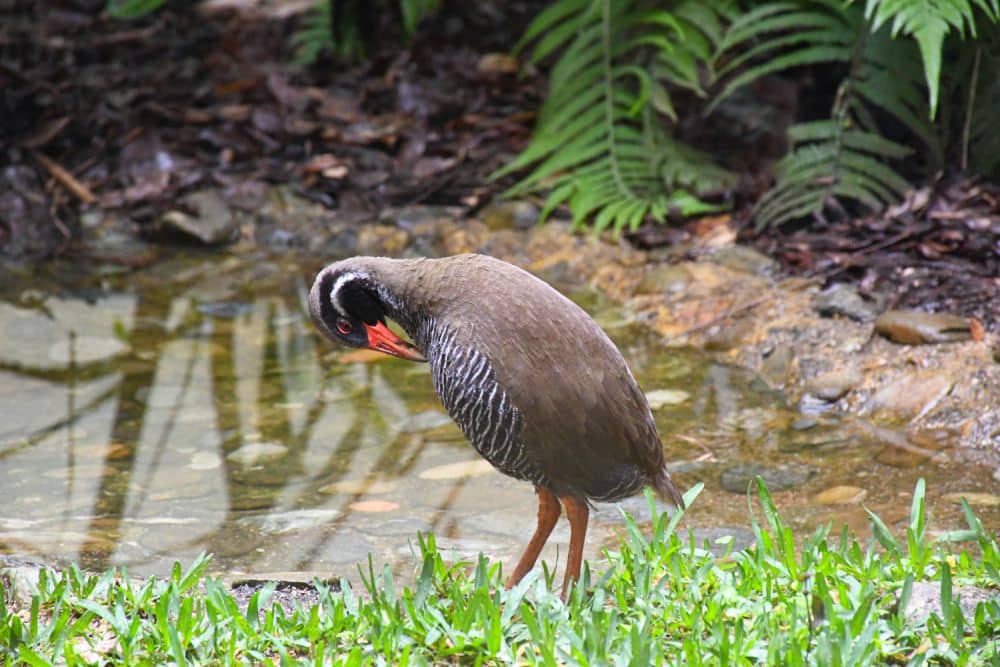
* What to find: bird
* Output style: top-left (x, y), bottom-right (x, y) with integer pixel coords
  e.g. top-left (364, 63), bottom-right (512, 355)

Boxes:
top-left (308, 253), bottom-right (684, 597)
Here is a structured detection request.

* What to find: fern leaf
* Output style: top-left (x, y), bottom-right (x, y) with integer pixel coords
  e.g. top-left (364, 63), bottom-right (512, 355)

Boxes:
top-left (517, 0), bottom-right (593, 56)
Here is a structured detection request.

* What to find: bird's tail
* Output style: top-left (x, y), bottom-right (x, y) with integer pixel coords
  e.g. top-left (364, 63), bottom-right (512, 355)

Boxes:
top-left (652, 469), bottom-right (686, 510)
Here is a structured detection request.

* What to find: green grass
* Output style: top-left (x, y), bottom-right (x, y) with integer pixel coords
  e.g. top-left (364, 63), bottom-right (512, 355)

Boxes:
top-left (2, 479), bottom-right (998, 665)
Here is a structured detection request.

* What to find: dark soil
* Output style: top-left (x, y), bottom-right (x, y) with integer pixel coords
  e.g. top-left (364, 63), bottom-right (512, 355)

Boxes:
top-left (2, 1), bottom-right (997, 328)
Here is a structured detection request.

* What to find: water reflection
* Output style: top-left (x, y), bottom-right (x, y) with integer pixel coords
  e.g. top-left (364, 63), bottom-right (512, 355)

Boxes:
top-left (0, 253), bottom-right (996, 580)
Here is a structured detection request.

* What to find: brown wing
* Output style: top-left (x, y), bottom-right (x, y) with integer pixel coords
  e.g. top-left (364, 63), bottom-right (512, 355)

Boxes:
top-left (432, 255), bottom-right (674, 503)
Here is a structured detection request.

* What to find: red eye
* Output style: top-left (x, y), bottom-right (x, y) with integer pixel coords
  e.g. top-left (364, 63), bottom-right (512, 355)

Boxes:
top-left (336, 320), bottom-right (353, 335)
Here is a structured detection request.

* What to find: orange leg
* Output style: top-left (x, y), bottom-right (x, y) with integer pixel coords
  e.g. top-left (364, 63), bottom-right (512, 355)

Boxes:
top-left (506, 486), bottom-right (561, 589)
top-left (560, 496), bottom-right (590, 599)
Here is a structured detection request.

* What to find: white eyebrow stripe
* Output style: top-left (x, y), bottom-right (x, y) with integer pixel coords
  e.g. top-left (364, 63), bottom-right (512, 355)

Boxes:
top-left (329, 271), bottom-right (366, 317)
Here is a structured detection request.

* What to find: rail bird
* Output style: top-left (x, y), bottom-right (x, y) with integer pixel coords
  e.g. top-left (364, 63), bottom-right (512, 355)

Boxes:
top-left (308, 253), bottom-right (684, 596)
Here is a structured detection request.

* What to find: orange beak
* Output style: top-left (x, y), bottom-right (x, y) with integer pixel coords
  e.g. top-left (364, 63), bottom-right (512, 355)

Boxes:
top-left (363, 321), bottom-right (426, 362)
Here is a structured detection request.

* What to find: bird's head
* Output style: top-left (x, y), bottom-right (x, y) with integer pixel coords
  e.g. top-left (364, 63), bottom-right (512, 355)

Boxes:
top-left (308, 265), bottom-right (426, 362)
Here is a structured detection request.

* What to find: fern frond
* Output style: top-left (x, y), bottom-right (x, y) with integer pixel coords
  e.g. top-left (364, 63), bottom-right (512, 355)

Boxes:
top-left (710, 1), bottom-right (857, 114)
top-left (754, 119), bottom-right (913, 229)
top-left (498, 0), bottom-right (735, 233)
top-left (863, 0), bottom-right (1000, 116)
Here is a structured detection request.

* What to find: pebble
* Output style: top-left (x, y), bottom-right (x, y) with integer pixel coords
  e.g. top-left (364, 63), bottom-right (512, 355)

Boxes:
top-left (188, 451), bottom-right (222, 471)
top-left (814, 485), bottom-right (867, 504)
top-left (226, 442), bottom-right (288, 466)
top-left (807, 368), bottom-right (862, 402)
top-left (875, 310), bottom-right (977, 345)
top-left (418, 460), bottom-right (495, 480)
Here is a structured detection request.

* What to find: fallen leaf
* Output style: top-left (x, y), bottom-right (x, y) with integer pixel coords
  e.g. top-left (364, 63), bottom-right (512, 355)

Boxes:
top-left (348, 500), bottom-right (400, 513)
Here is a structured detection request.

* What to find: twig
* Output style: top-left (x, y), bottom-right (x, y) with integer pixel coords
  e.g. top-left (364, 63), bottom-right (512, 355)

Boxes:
top-left (961, 47), bottom-right (982, 172)
top-left (663, 296), bottom-right (769, 342)
top-left (674, 433), bottom-right (717, 460)
top-left (31, 150), bottom-right (96, 204)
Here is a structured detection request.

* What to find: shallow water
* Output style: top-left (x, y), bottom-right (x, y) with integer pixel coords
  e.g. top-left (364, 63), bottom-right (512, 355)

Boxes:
top-left (1, 251), bottom-right (996, 581)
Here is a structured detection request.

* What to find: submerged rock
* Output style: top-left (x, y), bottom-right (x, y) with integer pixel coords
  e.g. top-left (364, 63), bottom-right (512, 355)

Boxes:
top-left (868, 371), bottom-right (953, 421)
top-left (813, 284), bottom-right (883, 322)
top-left (814, 485), bottom-right (867, 504)
top-left (158, 189), bottom-right (239, 245)
top-left (720, 461), bottom-right (817, 493)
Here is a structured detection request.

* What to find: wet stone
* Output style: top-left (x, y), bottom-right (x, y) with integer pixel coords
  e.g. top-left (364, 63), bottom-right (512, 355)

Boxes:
top-left (759, 345), bottom-right (794, 390)
top-left (779, 429), bottom-right (855, 453)
top-left (0, 566), bottom-right (42, 609)
top-left (872, 429), bottom-right (947, 468)
top-left (720, 462), bottom-right (817, 493)
top-left (791, 417), bottom-right (819, 430)
top-left (702, 318), bottom-right (756, 352)
top-left (868, 372), bottom-right (953, 421)
top-left (634, 265), bottom-right (692, 296)
top-left (240, 509), bottom-right (341, 534)
top-left (814, 485), bottom-right (867, 504)
top-left (807, 368), bottom-right (862, 402)
top-left (480, 201), bottom-right (539, 231)
top-left (902, 582), bottom-right (995, 623)
top-left (709, 246), bottom-right (779, 277)
top-left (158, 189), bottom-right (239, 245)
top-left (812, 284), bottom-right (882, 322)
top-left (875, 310), bottom-right (977, 345)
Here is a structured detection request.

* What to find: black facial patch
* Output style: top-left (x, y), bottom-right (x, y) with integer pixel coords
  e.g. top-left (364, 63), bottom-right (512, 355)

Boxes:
top-left (340, 281), bottom-right (383, 325)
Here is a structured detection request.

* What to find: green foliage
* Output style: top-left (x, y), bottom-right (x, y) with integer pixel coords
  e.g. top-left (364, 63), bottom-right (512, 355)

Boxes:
top-left (506, 0), bottom-right (1000, 230)
top-left (105, 0), bottom-right (166, 19)
top-left (294, 0), bottom-right (442, 64)
top-left (2, 481), bottom-right (998, 664)
top-left (714, 0), bottom-right (939, 229)
top-left (862, 0), bottom-right (1000, 118)
top-left (495, 0), bottom-right (738, 234)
